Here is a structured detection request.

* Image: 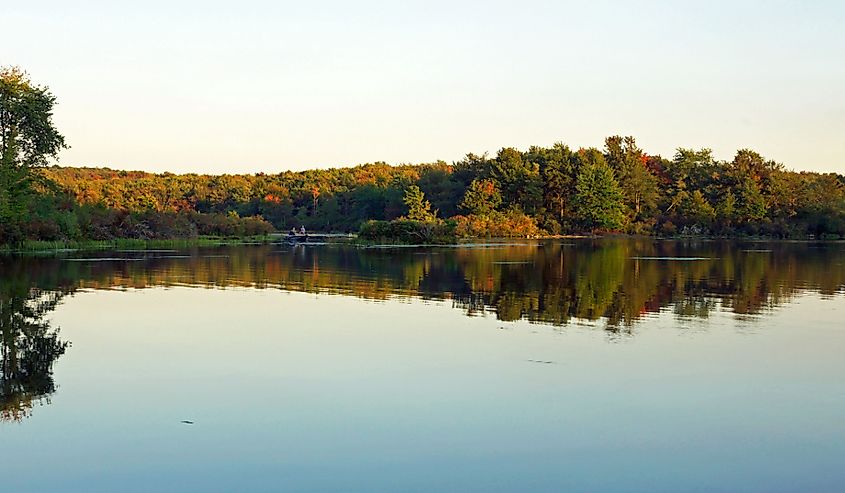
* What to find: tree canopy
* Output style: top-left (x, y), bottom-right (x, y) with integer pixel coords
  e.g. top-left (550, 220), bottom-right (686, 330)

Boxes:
top-left (1, 67), bottom-right (66, 243)
top-left (3, 67), bottom-right (844, 244)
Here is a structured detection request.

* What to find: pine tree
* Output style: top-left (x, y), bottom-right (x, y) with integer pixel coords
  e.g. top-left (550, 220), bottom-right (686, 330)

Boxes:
top-left (403, 185), bottom-right (436, 222)
top-left (574, 160), bottom-right (626, 231)
top-left (459, 179), bottom-right (501, 216)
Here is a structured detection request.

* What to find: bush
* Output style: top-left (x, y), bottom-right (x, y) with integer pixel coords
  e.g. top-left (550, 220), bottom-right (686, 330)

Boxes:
top-left (142, 212), bottom-right (198, 238)
top-left (359, 219), bottom-right (455, 244)
top-left (24, 218), bottom-right (61, 241)
top-left (188, 211), bottom-right (274, 237)
top-left (540, 217), bottom-right (562, 235)
top-left (660, 221), bottom-right (677, 236)
top-left (452, 210), bottom-right (541, 238)
top-left (7, 204), bottom-right (275, 244)
top-left (240, 215), bottom-right (275, 236)
top-left (57, 210), bottom-right (81, 239)
top-left (626, 218), bottom-right (657, 235)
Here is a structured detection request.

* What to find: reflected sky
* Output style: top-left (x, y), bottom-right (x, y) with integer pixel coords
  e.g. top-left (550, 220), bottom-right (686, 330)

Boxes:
top-left (1, 240), bottom-right (844, 492)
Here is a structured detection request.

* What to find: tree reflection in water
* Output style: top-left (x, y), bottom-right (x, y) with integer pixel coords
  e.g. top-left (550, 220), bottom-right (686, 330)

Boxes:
top-left (7, 239), bottom-right (845, 331)
top-left (1, 286), bottom-right (69, 422)
top-left (1, 239), bottom-right (844, 420)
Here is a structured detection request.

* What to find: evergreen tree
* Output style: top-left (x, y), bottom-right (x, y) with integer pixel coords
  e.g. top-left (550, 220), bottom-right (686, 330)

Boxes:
top-left (459, 179), bottom-right (502, 216)
top-left (529, 143), bottom-right (577, 226)
top-left (490, 147), bottom-right (543, 214)
top-left (604, 136), bottom-right (658, 222)
top-left (403, 185), bottom-right (436, 221)
top-left (574, 156), bottom-right (625, 231)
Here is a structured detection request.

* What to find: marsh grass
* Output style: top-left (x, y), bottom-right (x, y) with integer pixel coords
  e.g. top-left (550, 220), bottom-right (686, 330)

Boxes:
top-left (0, 236), bottom-right (274, 254)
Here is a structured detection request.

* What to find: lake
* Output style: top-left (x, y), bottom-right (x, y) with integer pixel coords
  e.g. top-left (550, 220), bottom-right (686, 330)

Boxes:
top-left (2, 239), bottom-right (844, 492)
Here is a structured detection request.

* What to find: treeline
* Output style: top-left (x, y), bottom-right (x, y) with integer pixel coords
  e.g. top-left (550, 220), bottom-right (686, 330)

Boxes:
top-left (23, 137), bottom-right (845, 243)
top-left (3, 67), bottom-right (845, 245)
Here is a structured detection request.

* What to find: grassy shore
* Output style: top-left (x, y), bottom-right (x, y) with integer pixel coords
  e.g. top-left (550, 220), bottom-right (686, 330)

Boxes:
top-left (4, 232), bottom-right (839, 254)
top-left (0, 235), bottom-right (276, 254)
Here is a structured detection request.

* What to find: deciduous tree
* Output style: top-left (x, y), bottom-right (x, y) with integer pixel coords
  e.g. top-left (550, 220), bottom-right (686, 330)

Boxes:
top-left (0, 67), bottom-right (67, 243)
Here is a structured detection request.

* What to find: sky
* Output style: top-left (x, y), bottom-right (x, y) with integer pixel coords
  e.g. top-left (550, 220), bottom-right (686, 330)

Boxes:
top-left (2, 0), bottom-right (844, 173)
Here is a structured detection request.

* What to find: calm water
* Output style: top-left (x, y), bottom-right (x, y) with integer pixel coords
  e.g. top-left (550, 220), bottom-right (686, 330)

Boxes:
top-left (2, 239), bottom-right (844, 492)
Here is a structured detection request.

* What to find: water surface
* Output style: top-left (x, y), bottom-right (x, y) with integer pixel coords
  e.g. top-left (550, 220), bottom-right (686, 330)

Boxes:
top-left (2, 239), bottom-right (844, 492)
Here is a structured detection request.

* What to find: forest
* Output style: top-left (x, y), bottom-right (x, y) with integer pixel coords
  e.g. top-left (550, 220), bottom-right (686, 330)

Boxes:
top-left (2, 66), bottom-right (845, 246)
top-left (7, 140), bottom-right (843, 245)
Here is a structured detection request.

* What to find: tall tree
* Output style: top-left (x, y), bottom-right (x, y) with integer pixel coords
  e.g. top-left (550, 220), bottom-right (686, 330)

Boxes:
top-left (452, 153), bottom-right (491, 187)
top-left (574, 150), bottom-right (625, 231)
top-left (527, 143), bottom-right (577, 227)
top-left (459, 179), bottom-right (502, 216)
top-left (0, 67), bottom-right (66, 243)
top-left (604, 136), bottom-right (658, 222)
top-left (665, 148), bottom-right (719, 213)
top-left (416, 162), bottom-right (463, 218)
top-left (490, 147), bottom-right (543, 214)
top-left (736, 177), bottom-right (767, 222)
top-left (726, 150), bottom-right (781, 223)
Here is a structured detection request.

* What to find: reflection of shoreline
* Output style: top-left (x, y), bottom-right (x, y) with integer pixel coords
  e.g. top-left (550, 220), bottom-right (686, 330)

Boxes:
top-left (1, 289), bottom-right (70, 422)
top-left (1, 240), bottom-right (843, 420)
top-left (3, 240), bottom-right (845, 331)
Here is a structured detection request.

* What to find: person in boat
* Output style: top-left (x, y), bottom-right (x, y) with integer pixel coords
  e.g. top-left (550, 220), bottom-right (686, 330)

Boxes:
top-left (289, 227), bottom-right (297, 236)
top-left (300, 225), bottom-right (306, 235)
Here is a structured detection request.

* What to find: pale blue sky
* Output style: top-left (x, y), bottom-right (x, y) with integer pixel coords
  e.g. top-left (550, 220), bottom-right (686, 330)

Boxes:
top-left (3, 0), bottom-right (843, 173)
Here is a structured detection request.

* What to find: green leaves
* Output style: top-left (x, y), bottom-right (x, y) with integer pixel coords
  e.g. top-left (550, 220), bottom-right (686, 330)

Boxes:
top-left (574, 159), bottom-right (626, 231)
top-left (1, 67), bottom-right (66, 169)
top-left (402, 185), bottom-right (436, 222)
top-left (1, 67), bottom-right (67, 244)
top-left (459, 179), bottom-right (501, 216)
top-left (0, 62), bottom-right (842, 247)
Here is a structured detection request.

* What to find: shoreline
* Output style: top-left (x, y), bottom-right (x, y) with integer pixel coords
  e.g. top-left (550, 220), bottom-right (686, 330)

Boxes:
top-left (4, 232), bottom-right (843, 255)
top-left (0, 236), bottom-right (275, 254)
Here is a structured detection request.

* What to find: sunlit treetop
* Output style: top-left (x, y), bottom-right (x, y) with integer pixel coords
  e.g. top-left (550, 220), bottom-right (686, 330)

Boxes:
top-left (0, 66), bottom-right (67, 169)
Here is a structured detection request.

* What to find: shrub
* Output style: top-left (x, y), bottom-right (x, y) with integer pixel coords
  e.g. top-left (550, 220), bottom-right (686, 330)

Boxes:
top-left (240, 215), bottom-right (275, 236)
top-left (660, 221), bottom-right (677, 236)
top-left (453, 210), bottom-right (542, 238)
top-left (359, 219), bottom-right (455, 244)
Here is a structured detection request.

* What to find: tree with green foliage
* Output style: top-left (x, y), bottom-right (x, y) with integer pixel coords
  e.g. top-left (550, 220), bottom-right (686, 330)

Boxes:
top-left (604, 136), bottom-right (658, 223)
top-left (736, 177), bottom-right (767, 222)
top-left (416, 162), bottom-right (463, 218)
top-left (726, 149), bottom-right (781, 222)
top-left (0, 69), bottom-right (840, 248)
top-left (664, 148), bottom-right (719, 215)
top-left (718, 191), bottom-right (737, 227)
top-left (574, 152), bottom-right (625, 231)
top-left (1, 67), bottom-right (66, 243)
top-left (402, 185), bottom-right (436, 222)
top-left (730, 149), bottom-right (782, 184)
top-left (452, 152), bottom-right (491, 187)
top-left (682, 190), bottom-right (716, 226)
top-left (490, 147), bottom-right (543, 214)
top-left (529, 143), bottom-right (577, 229)
top-left (459, 179), bottom-right (502, 216)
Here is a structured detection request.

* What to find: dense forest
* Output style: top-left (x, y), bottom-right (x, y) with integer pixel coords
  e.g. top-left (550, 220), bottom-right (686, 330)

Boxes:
top-left (2, 66), bottom-right (845, 246)
top-left (18, 141), bottom-right (845, 244)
